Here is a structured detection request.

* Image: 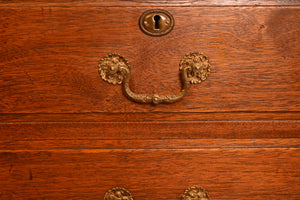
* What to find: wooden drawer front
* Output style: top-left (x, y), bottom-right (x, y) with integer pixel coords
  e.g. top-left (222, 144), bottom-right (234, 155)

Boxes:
top-left (1, 149), bottom-right (299, 200)
top-left (0, 6), bottom-right (299, 115)
top-left (0, 1), bottom-right (299, 200)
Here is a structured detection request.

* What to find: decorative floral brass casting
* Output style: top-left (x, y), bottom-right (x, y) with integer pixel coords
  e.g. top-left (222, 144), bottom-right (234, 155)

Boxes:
top-left (104, 187), bottom-right (133, 200)
top-left (98, 52), bottom-right (210, 104)
top-left (182, 186), bottom-right (210, 200)
top-left (104, 186), bottom-right (210, 200)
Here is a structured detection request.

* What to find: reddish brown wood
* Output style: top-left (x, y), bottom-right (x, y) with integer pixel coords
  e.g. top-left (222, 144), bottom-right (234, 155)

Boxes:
top-left (0, 112), bottom-right (300, 122)
top-left (0, 2), bottom-right (299, 200)
top-left (0, 0), bottom-right (299, 6)
top-left (0, 121), bottom-right (299, 141)
top-left (0, 149), bottom-right (299, 200)
top-left (0, 7), bottom-right (299, 114)
top-left (0, 138), bottom-right (299, 150)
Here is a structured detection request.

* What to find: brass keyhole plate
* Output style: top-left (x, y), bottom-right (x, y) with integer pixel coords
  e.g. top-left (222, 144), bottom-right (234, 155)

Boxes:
top-left (139, 9), bottom-right (174, 36)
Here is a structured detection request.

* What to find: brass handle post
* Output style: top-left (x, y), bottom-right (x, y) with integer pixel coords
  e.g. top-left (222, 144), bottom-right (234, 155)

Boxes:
top-left (98, 52), bottom-right (210, 105)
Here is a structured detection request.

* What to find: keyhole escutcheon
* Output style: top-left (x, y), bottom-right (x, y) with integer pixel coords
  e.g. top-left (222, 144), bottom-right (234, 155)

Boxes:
top-left (139, 9), bottom-right (174, 36)
top-left (154, 15), bottom-right (161, 29)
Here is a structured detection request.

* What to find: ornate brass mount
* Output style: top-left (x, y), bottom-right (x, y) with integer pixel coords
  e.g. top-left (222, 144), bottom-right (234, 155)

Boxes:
top-left (98, 52), bottom-right (211, 105)
top-left (104, 187), bottom-right (133, 200)
top-left (104, 186), bottom-right (210, 200)
top-left (182, 186), bottom-right (210, 200)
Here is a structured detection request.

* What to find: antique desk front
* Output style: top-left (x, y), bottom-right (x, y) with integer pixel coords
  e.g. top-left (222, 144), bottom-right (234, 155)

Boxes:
top-left (0, 0), bottom-right (299, 199)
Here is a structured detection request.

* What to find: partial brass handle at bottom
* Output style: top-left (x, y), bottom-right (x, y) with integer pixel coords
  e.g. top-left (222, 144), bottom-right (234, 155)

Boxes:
top-left (104, 186), bottom-right (211, 200)
top-left (98, 52), bottom-right (211, 105)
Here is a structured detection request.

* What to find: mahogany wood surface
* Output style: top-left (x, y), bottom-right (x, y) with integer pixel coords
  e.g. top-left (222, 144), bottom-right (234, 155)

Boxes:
top-left (1, 149), bottom-right (299, 200)
top-left (1, 138), bottom-right (300, 150)
top-left (0, 1), bottom-right (299, 199)
top-left (0, 0), bottom-right (300, 6)
top-left (1, 121), bottom-right (299, 141)
top-left (0, 7), bottom-right (299, 115)
top-left (1, 112), bottom-right (300, 122)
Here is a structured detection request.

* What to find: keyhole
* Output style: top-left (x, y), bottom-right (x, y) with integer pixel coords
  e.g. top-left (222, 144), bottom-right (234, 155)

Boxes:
top-left (154, 15), bottom-right (160, 29)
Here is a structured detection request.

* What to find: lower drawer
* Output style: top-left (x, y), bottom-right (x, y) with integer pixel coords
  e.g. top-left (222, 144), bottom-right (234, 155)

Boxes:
top-left (1, 148), bottom-right (299, 200)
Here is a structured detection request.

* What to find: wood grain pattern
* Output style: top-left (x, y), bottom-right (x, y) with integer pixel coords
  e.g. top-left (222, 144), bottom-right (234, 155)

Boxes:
top-left (1, 121), bottom-right (299, 141)
top-left (0, 149), bottom-right (299, 200)
top-left (0, 7), bottom-right (299, 114)
top-left (1, 112), bottom-right (300, 122)
top-left (1, 138), bottom-right (299, 150)
top-left (0, 2), bottom-right (299, 199)
top-left (0, 0), bottom-right (299, 7)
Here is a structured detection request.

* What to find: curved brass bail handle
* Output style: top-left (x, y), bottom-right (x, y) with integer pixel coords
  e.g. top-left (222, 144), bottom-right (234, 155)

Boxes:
top-left (98, 52), bottom-right (211, 105)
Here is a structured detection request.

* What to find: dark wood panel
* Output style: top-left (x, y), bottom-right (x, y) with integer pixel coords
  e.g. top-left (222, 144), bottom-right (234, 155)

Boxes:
top-left (0, 121), bottom-right (299, 141)
top-left (0, 0), bottom-right (299, 6)
top-left (0, 149), bottom-right (299, 200)
top-left (0, 7), bottom-right (299, 113)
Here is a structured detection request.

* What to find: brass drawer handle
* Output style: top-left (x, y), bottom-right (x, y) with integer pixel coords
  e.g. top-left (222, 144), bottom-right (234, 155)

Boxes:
top-left (98, 52), bottom-right (211, 105)
top-left (104, 186), bottom-right (210, 200)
